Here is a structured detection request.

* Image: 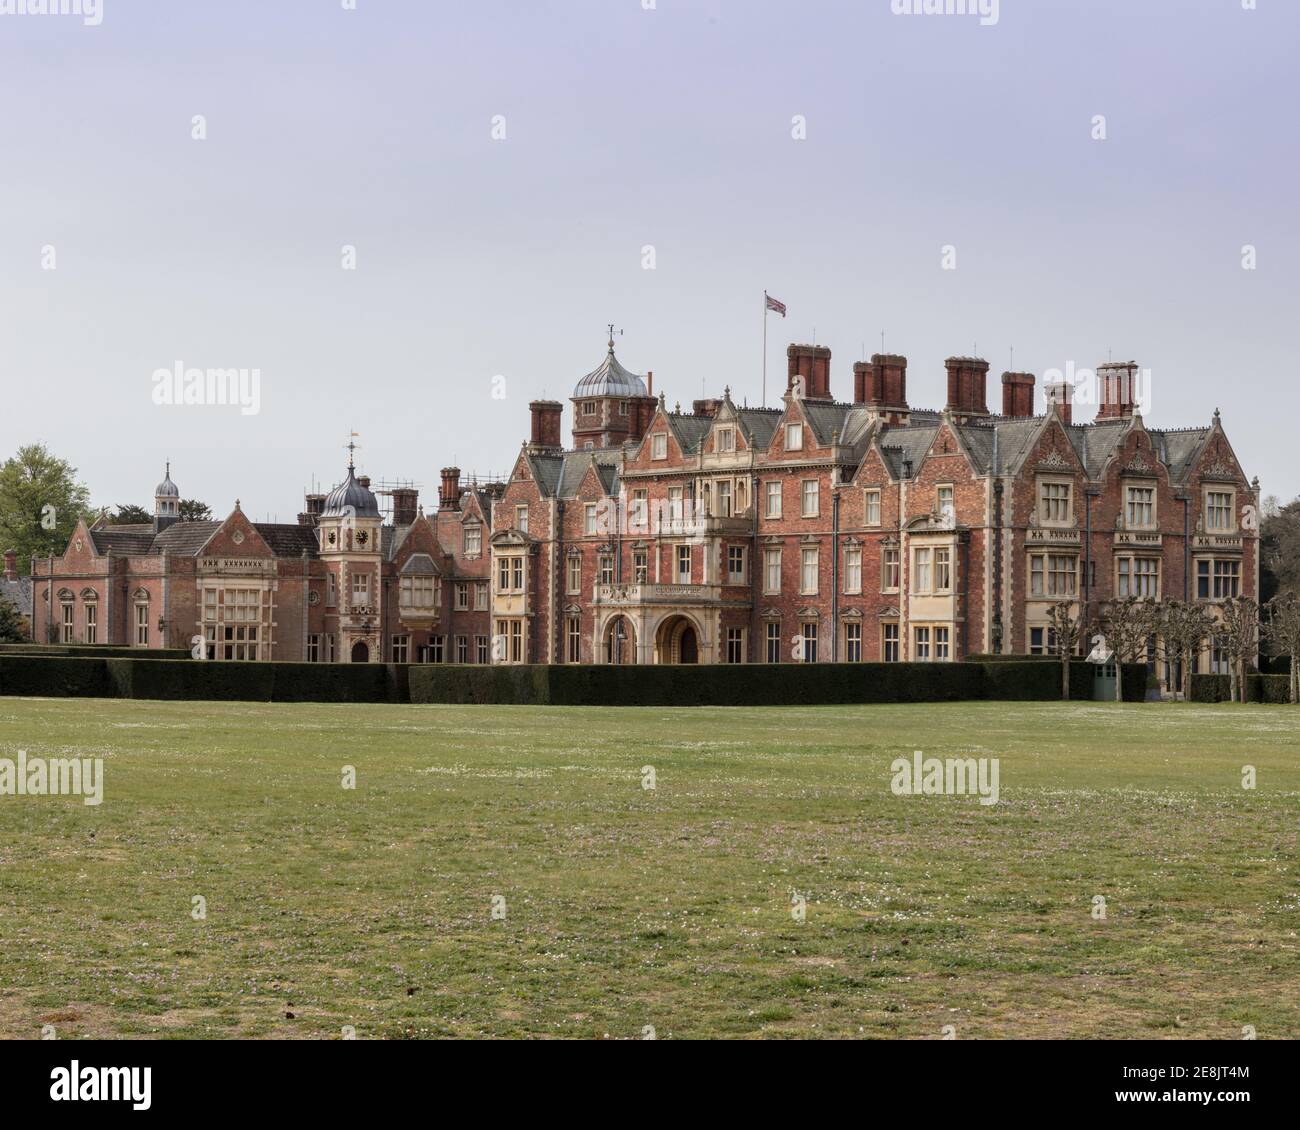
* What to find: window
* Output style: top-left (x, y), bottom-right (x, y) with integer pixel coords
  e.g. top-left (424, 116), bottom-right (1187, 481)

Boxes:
top-left (307, 634), bottom-right (320, 662)
top-left (801, 479), bottom-right (819, 518)
top-left (1030, 626), bottom-right (1060, 656)
top-left (727, 546), bottom-right (746, 584)
top-left (327, 573), bottom-right (337, 606)
top-left (913, 548), bottom-right (932, 594)
top-left (882, 623), bottom-right (900, 662)
top-left (60, 602), bottom-right (74, 643)
top-left (463, 524), bottom-right (482, 556)
top-left (567, 617), bottom-right (582, 663)
top-left (676, 545), bottom-right (692, 584)
top-left (800, 622), bottom-right (818, 663)
top-left (934, 626), bottom-right (950, 661)
top-left (800, 547), bottom-right (819, 595)
top-left (567, 555), bottom-right (582, 594)
top-left (1117, 557), bottom-right (1159, 598)
top-left (668, 486), bottom-right (683, 521)
top-left (401, 574), bottom-right (438, 607)
top-left (1206, 490), bottom-right (1234, 532)
top-left (937, 485), bottom-right (954, 517)
top-left (455, 635), bottom-right (469, 663)
top-left (716, 479), bottom-right (732, 517)
top-left (135, 602), bottom-right (149, 646)
top-left (476, 636), bottom-right (489, 664)
top-left (84, 602), bottom-right (97, 644)
top-left (392, 635), bottom-right (409, 663)
top-left (726, 627), bottom-right (744, 663)
top-left (865, 489), bottom-right (881, 526)
top-left (765, 481), bottom-right (782, 519)
top-left (845, 622), bottom-right (862, 662)
top-left (515, 505), bottom-right (528, 534)
top-left (764, 548), bottom-right (781, 594)
top-left (429, 636), bottom-right (445, 663)
top-left (619, 400), bottom-right (629, 416)
top-left (716, 427), bottom-right (735, 453)
top-left (1126, 485), bottom-right (1155, 529)
top-left (583, 401), bottom-right (596, 415)
top-left (1211, 636), bottom-right (1229, 675)
top-left (1030, 553), bottom-right (1078, 597)
top-left (844, 546), bottom-right (862, 594)
top-left (914, 626), bottom-right (931, 661)
top-left (352, 573), bottom-right (370, 605)
top-left (630, 489), bottom-right (648, 532)
top-left (584, 504), bottom-right (598, 535)
top-left (934, 547), bottom-right (952, 593)
top-left (633, 550), bottom-right (648, 583)
top-left (599, 554), bottom-right (613, 585)
top-left (785, 423), bottom-right (803, 451)
top-left (1040, 481), bottom-right (1072, 524)
top-left (652, 433), bottom-right (667, 460)
top-left (509, 621), bottom-right (523, 663)
top-left (496, 557), bottom-right (524, 593)
top-left (511, 557), bottom-right (523, 591)
top-left (222, 623), bottom-right (259, 661)
top-left (454, 581), bottom-right (469, 610)
top-left (1198, 558), bottom-right (1240, 600)
top-left (882, 547), bottom-right (900, 592)
top-left (475, 582), bottom-right (489, 610)
top-left (765, 622), bottom-right (781, 664)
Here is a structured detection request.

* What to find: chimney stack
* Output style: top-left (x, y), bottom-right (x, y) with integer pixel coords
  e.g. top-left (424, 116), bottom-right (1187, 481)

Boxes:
top-left (945, 357), bottom-right (990, 417)
top-left (1001, 371), bottom-right (1035, 418)
top-left (855, 353), bottom-right (909, 416)
top-left (439, 467), bottom-right (462, 511)
top-left (692, 398), bottom-right (723, 418)
top-left (391, 487), bottom-right (419, 526)
top-left (3, 549), bottom-right (15, 582)
top-left (298, 492), bottom-right (326, 527)
top-left (1044, 378), bottom-right (1073, 426)
top-left (529, 400), bottom-right (563, 450)
top-left (786, 344), bottom-right (832, 400)
top-left (1096, 361), bottom-right (1140, 420)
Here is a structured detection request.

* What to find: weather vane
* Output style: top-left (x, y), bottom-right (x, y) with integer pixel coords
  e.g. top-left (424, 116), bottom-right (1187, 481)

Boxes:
top-left (607, 324), bottom-right (623, 351)
top-left (346, 430), bottom-right (360, 468)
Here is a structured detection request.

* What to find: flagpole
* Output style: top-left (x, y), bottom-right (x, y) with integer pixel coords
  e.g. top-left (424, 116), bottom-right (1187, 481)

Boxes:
top-left (762, 290), bottom-right (768, 408)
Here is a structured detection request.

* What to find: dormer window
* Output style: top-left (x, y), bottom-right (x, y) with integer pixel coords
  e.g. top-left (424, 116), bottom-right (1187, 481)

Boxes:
top-left (785, 423), bottom-right (803, 451)
top-left (716, 427), bottom-right (735, 453)
top-left (652, 433), bottom-right (667, 460)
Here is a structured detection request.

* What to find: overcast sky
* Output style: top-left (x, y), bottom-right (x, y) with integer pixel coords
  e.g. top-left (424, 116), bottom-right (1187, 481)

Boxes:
top-left (2, 0), bottom-right (1296, 521)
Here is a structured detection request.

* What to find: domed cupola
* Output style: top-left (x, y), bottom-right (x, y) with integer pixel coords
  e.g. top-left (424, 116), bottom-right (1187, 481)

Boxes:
top-left (154, 462), bottom-right (180, 531)
top-left (322, 465), bottom-right (380, 519)
top-left (570, 327), bottom-right (656, 450)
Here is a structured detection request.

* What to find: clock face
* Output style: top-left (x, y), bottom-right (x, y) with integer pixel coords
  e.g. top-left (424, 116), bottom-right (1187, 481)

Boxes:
top-left (327, 531), bottom-right (337, 545)
top-left (357, 531), bottom-right (368, 546)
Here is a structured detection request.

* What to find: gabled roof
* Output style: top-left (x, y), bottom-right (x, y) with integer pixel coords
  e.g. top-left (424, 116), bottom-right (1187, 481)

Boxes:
top-left (152, 520), bottom-right (222, 555)
top-left (253, 524), bottom-right (319, 558)
top-left (0, 575), bottom-right (33, 617)
top-left (524, 449), bottom-right (621, 500)
top-left (735, 407), bottom-right (782, 450)
top-left (88, 524), bottom-right (155, 555)
top-left (400, 552), bottom-right (439, 575)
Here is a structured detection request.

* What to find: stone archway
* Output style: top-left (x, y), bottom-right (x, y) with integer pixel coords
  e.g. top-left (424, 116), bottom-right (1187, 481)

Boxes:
top-left (655, 614), bottom-right (701, 664)
top-left (351, 640), bottom-right (370, 663)
top-left (603, 615), bottom-right (636, 664)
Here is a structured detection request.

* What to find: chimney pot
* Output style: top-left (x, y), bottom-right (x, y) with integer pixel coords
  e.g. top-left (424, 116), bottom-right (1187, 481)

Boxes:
top-left (785, 343), bottom-right (832, 400)
top-left (1000, 371), bottom-right (1036, 418)
top-left (1096, 361), bottom-right (1140, 420)
top-left (439, 467), bottom-right (462, 511)
top-left (529, 399), bottom-right (563, 450)
top-left (3, 549), bottom-right (15, 582)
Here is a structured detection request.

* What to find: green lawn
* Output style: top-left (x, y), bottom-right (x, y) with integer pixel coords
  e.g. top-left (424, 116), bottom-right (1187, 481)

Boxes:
top-left (0, 696), bottom-right (1296, 1040)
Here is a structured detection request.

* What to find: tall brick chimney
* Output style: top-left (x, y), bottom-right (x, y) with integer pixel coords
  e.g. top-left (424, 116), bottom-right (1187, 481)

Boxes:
top-left (787, 344), bottom-right (832, 401)
top-left (391, 487), bottom-right (418, 525)
top-left (1044, 377), bottom-right (1073, 425)
top-left (3, 550), bottom-right (15, 581)
top-left (1096, 361), bottom-right (1139, 420)
top-left (1001, 372), bottom-right (1035, 418)
top-left (945, 357), bottom-right (990, 417)
top-left (439, 467), bottom-right (462, 511)
top-left (854, 354), bottom-right (908, 411)
top-left (298, 492), bottom-right (326, 527)
top-left (529, 400), bottom-right (563, 450)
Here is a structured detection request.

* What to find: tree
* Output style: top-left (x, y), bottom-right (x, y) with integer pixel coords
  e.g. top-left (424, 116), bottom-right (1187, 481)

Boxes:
top-left (1047, 601), bottom-right (1081, 701)
top-left (1264, 592), bottom-right (1300, 705)
top-left (0, 444), bottom-right (92, 575)
top-left (1158, 600), bottom-right (1216, 701)
top-left (178, 499), bottom-right (212, 521)
top-left (1260, 495), bottom-right (1300, 607)
top-left (0, 594), bottom-right (25, 643)
top-left (1102, 597), bottom-right (1158, 702)
top-left (1219, 596), bottom-right (1260, 704)
top-left (111, 504), bottom-right (152, 525)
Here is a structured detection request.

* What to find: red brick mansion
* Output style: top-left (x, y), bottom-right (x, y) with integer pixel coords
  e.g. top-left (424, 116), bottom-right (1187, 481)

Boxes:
top-left (30, 337), bottom-right (1258, 679)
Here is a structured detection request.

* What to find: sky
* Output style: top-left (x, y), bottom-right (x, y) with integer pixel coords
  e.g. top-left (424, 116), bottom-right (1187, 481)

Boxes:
top-left (1, 0), bottom-right (1297, 522)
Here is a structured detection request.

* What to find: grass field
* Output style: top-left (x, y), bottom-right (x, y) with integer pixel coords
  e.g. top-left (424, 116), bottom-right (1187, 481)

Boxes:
top-left (0, 696), bottom-right (1296, 1040)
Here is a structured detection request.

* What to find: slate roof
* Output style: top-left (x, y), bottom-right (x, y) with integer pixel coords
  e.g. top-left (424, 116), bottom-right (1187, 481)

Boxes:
top-left (253, 524), bottom-right (319, 558)
top-left (0, 575), bottom-right (33, 617)
top-left (89, 524), bottom-right (157, 555)
top-left (524, 450), bottom-right (622, 500)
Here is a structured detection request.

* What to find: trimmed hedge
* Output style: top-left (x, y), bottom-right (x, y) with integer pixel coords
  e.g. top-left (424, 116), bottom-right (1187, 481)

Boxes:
top-left (0, 653), bottom-right (1153, 706)
top-left (0, 643), bottom-right (191, 660)
top-left (1192, 673), bottom-right (1296, 704)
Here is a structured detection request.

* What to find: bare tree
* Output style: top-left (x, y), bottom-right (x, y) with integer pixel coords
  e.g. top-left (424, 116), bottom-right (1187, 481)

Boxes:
top-left (1219, 596), bottom-right (1260, 703)
top-left (1102, 597), bottom-right (1158, 702)
top-left (1158, 600), bottom-right (1215, 701)
top-left (1047, 601), bottom-right (1081, 701)
top-left (1264, 592), bottom-right (1300, 704)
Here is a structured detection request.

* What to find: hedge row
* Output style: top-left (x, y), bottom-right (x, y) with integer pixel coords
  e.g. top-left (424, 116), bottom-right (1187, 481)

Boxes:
top-left (0, 654), bottom-right (1149, 706)
top-left (1189, 673), bottom-right (1297, 704)
top-left (0, 643), bottom-right (192, 661)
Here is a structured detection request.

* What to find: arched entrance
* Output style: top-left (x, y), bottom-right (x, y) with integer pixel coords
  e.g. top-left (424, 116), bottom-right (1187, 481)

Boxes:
top-left (603, 616), bottom-right (635, 664)
top-left (655, 615), bottom-right (700, 664)
top-left (351, 640), bottom-right (369, 663)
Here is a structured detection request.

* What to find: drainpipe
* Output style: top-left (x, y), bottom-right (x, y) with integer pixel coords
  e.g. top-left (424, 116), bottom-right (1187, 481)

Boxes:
top-left (991, 481), bottom-right (1004, 654)
top-left (1084, 491), bottom-right (1094, 639)
top-left (555, 499), bottom-right (564, 664)
top-left (831, 490), bottom-right (840, 661)
top-left (1182, 495), bottom-right (1190, 600)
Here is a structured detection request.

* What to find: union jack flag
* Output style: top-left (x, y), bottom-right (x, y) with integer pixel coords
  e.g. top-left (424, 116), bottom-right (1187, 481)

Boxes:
top-left (765, 293), bottom-right (786, 316)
